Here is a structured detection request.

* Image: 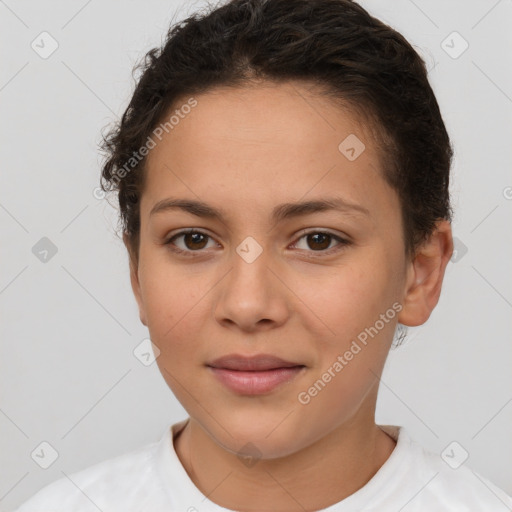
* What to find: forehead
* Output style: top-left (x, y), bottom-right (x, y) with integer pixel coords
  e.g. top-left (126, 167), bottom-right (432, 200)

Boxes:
top-left (141, 81), bottom-right (397, 223)
top-left (157, 81), bottom-right (373, 154)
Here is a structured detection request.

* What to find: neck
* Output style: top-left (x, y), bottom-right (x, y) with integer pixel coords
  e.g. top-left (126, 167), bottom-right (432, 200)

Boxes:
top-left (174, 406), bottom-right (396, 511)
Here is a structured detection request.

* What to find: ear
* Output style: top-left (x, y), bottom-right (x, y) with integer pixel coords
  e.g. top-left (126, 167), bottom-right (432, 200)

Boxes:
top-left (123, 232), bottom-right (148, 326)
top-left (398, 220), bottom-right (453, 327)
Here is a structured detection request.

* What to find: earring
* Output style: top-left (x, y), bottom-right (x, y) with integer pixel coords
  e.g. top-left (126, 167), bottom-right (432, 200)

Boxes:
top-left (391, 323), bottom-right (408, 349)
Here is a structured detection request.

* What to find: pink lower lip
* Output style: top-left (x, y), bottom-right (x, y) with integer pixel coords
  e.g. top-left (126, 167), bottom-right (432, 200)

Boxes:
top-left (208, 366), bottom-right (305, 395)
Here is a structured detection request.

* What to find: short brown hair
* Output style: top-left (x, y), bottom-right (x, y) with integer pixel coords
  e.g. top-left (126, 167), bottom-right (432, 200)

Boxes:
top-left (99, 0), bottom-right (453, 266)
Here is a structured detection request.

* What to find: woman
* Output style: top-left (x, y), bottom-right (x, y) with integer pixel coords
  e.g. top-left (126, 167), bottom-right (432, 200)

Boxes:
top-left (15, 0), bottom-right (512, 510)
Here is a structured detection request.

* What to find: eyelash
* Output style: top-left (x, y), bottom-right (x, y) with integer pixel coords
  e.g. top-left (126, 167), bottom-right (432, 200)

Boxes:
top-left (163, 228), bottom-right (351, 258)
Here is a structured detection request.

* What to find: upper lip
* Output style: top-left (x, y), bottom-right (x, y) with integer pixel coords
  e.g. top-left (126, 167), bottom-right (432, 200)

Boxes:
top-left (207, 354), bottom-right (304, 371)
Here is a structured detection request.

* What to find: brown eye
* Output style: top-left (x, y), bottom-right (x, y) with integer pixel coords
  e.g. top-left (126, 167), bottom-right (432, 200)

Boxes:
top-left (165, 229), bottom-right (350, 258)
top-left (293, 230), bottom-right (349, 255)
top-left (306, 232), bottom-right (331, 251)
top-left (165, 230), bottom-right (216, 254)
top-left (182, 232), bottom-right (209, 250)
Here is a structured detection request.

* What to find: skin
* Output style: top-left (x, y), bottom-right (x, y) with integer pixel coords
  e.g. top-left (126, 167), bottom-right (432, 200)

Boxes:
top-left (125, 80), bottom-right (453, 511)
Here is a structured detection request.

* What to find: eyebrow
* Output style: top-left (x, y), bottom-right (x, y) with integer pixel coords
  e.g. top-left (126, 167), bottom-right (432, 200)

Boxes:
top-left (149, 196), bottom-right (370, 223)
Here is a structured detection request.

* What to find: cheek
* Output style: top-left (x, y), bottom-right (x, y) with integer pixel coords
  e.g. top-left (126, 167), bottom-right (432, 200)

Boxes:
top-left (294, 258), bottom-right (396, 339)
top-left (138, 261), bottom-right (209, 354)
top-left (296, 258), bottom-right (398, 403)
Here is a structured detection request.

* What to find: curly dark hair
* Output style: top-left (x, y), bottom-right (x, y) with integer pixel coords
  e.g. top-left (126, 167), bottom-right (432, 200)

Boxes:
top-left (99, 0), bottom-right (453, 268)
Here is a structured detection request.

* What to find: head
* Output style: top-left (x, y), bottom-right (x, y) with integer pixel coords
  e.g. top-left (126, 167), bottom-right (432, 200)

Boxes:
top-left (100, 0), bottom-right (453, 457)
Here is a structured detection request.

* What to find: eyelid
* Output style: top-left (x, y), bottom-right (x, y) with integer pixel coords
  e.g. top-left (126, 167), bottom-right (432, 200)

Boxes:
top-left (294, 227), bottom-right (347, 240)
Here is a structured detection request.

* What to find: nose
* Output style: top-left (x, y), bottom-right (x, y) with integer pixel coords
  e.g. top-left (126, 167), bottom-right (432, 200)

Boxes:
top-left (214, 244), bottom-right (290, 333)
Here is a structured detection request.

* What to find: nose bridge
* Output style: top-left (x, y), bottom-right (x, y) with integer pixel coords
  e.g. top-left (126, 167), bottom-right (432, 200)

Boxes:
top-left (229, 234), bottom-right (273, 296)
top-left (214, 234), bottom-right (289, 330)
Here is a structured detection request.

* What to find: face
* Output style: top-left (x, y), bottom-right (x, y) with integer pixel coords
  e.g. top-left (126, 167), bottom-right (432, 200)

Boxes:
top-left (128, 81), bottom-right (416, 458)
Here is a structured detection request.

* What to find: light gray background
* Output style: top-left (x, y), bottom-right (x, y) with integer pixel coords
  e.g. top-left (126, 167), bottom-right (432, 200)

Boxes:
top-left (1, 0), bottom-right (511, 510)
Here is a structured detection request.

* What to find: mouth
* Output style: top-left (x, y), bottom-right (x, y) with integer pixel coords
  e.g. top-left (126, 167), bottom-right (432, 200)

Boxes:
top-left (206, 354), bottom-right (306, 395)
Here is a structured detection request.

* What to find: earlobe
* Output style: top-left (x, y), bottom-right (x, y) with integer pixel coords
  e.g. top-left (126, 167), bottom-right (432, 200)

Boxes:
top-left (123, 232), bottom-right (148, 327)
top-left (398, 220), bottom-right (453, 327)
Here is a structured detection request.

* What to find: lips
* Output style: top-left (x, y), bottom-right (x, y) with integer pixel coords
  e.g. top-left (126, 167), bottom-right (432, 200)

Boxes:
top-left (206, 354), bottom-right (306, 395)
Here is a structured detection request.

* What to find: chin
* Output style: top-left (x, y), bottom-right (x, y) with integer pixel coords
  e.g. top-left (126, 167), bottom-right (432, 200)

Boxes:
top-left (199, 409), bottom-right (311, 460)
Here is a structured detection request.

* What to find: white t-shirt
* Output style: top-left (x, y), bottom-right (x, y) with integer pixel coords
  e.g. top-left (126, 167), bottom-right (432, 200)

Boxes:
top-left (13, 418), bottom-right (512, 512)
